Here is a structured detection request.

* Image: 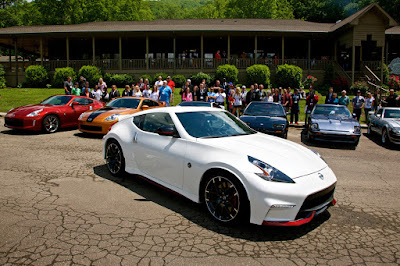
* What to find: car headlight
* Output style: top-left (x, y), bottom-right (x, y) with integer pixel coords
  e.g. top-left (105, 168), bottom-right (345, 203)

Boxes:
top-left (26, 109), bottom-right (43, 117)
top-left (7, 108), bottom-right (14, 114)
top-left (389, 127), bottom-right (400, 134)
top-left (248, 156), bottom-right (295, 183)
top-left (104, 114), bottom-right (120, 121)
top-left (273, 124), bottom-right (284, 129)
top-left (78, 113), bottom-right (85, 120)
top-left (354, 126), bottom-right (361, 134)
top-left (310, 123), bottom-right (319, 131)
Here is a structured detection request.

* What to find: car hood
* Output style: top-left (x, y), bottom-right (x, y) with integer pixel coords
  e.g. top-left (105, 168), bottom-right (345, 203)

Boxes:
top-left (199, 133), bottom-right (326, 179)
top-left (311, 114), bottom-right (358, 131)
top-left (80, 107), bottom-right (139, 121)
top-left (6, 104), bottom-right (55, 116)
top-left (240, 115), bottom-right (286, 129)
top-left (385, 118), bottom-right (400, 128)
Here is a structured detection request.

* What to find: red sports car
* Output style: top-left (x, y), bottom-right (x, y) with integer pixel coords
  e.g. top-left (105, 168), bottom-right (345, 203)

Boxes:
top-left (4, 95), bottom-right (104, 133)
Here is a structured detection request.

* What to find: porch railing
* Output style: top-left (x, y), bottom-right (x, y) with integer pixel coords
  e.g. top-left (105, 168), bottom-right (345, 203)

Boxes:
top-left (1, 58), bottom-right (337, 72)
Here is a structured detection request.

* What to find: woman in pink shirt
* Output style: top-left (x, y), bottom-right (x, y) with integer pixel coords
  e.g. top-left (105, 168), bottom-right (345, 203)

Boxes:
top-left (182, 87), bottom-right (193, 102)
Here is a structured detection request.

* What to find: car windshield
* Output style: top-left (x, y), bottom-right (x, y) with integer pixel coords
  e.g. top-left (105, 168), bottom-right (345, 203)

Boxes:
top-left (40, 95), bottom-right (71, 106)
top-left (176, 111), bottom-right (256, 138)
top-left (244, 103), bottom-right (285, 116)
top-left (106, 98), bottom-right (141, 109)
top-left (179, 101), bottom-right (210, 107)
top-left (313, 105), bottom-right (351, 117)
top-left (384, 109), bottom-right (400, 119)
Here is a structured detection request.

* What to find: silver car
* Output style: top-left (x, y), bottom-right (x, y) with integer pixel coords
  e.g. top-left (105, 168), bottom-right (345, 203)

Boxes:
top-left (368, 107), bottom-right (400, 145)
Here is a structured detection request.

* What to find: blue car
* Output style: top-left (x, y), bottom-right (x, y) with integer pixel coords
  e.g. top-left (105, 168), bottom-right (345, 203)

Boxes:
top-left (240, 102), bottom-right (288, 138)
top-left (306, 104), bottom-right (361, 146)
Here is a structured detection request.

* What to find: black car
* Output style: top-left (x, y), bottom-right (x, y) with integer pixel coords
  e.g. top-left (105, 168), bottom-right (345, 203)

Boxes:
top-left (240, 102), bottom-right (288, 138)
top-left (306, 104), bottom-right (361, 146)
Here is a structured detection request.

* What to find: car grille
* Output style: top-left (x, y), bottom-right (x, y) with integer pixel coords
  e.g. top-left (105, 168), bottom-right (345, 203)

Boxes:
top-left (295, 183), bottom-right (336, 219)
top-left (5, 118), bottom-right (24, 127)
top-left (80, 125), bottom-right (102, 132)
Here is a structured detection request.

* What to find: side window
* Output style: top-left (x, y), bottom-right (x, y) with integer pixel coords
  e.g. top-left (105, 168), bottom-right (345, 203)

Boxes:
top-left (142, 113), bottom-right (175, 133)
top-left (133, 115), bottom-right (144, 130)
top-left (148, 100), bottom-right (159, 107)
top-left (74, 97), bottom-right (92, 105)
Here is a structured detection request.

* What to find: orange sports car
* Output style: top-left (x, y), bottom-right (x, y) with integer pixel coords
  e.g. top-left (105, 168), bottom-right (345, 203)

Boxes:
top-left (78, 97), bottom-right (164, 134)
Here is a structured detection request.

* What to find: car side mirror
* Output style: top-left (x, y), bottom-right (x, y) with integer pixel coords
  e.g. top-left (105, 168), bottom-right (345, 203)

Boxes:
top-left (286, 112), bottom-right (290, 115)
top-left (156, 125), bottom-right (179, 138)
top-left (141, 105), bottom-right (150, 110)
top-left (352, 113), bottom-right (357, 118)
top-left (71, 101), bottom-right (80, 106)
top-left (376, 114), bottom-right (381, 118)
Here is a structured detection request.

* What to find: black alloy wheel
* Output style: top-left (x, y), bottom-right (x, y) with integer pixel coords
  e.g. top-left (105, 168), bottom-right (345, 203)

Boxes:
top-left (106, 140), bottom-right (125, 176)
top-left (204, 175), bottom-right (248, 224)
top-left (42, 115), bottom-right (60, 133)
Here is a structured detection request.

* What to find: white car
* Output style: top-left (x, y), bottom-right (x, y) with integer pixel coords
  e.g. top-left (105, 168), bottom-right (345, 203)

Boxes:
top-left (103, 107), bottom-right (337, 226)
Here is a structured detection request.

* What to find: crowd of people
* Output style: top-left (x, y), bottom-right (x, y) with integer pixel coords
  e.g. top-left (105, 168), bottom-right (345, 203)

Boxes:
top-left (64, 75), bottom-right (400, 123)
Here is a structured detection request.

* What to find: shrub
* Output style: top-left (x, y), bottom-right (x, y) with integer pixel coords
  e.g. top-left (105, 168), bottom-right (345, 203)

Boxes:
top-left (380, 64), bottom-right (390, 85)
top-left (172, 75), bottom-right (186, 88)
top-left (246, 64), bottom-right (270, 86)
top-left (25, 65), bottom-right (48, 88)
top-left (190, 72), bottom-right (211, 85)
top-left (104, 73), bottom-right (135, 88)
top-left (350, 81), bottom-right (369, 95)
top-left (78, 65), bottom-right (102, 87)
top-left (332, 76), bottom-right (349, 92)
top-left (275, 64), bottom-right (302, 88)
top-left (0, 64), bottom-right (6, 89)
top-left (323, 63), bottom-right (335, 86)
top-left (215, 64), bottom-right (238, 84)
top-left (139, 74), bottom-right (152, 83)
top-left (53, 67), bottom-right (77, 88)
top-left (153, 73), bottom-right (169, 84)
top-left (302, 75), bottom-right (318, 90)
top-left (388, 75), bottom-right (400, 91)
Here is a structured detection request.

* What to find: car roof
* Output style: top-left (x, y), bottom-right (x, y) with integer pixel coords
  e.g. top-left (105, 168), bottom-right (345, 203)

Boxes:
top-left (315, 104), bottom-right (345, 107)
top-left (382, 107), bottom-right (400, 110)
top-left (141, 106), bottom-right (224, 114)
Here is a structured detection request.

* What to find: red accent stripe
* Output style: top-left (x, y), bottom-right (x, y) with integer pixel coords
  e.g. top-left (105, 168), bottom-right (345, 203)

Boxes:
top-left (262, 211), bottom-right (316, 226)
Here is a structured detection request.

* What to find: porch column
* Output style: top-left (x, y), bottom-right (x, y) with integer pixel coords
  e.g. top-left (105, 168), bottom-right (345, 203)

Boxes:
top-left (360, 46), bottom-right (363, 62)
top-left (254, 35), bottom-right (258, 62)
top-left (40, 38), bottom-right (43, 65)
top-left (385, 39), bottom-right (389, 65)
top-left (307, 39), bottom-right (311, 75)
top-left (381, 46), bottom-right (384, 85)
top-left (334, 41), bottom-right (337, 61)
top-left (351, 44), bottom-right (355, 85)
top-left (200, 33), bottom-right (204, 71)
top-left (227, 35), bottom-right (230, 60)
top-left (92, 37), bottom-right (95, 65)
top-left (173, 35), bottom-right (176, 75)
top-left (119, 36), bottom-right (122, 71)
top-left (146, 35), bottom-right (149, 71)
top-left (14, 38), bottom-right (18, 86)
top-left (8, 48), bottom-right (11, 70)
top-left (281, 35), bottom-right (285, 63)
top-left (66, 37), bottom-right (70, 67)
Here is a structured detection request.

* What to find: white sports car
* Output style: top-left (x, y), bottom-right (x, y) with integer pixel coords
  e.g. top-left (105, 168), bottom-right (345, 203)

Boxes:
top-left (103, 107), bottom-right (337, 226)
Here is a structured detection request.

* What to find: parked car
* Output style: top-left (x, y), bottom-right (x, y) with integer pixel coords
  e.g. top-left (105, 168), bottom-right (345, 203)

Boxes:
top-left (178, 101), bottom-right (224, 109)
top-left (306, 104), bottom-right (361, 146)
top-left (103, 107), bottom-right (337, 226)
top-left (367, 107), bottom-right (400, 145)
top-left (4, 95), bottom-right (104, 133)
top-left (240, 102), bottom-right (288, 138)
top-left (78, 97), bottom-right (164, 134)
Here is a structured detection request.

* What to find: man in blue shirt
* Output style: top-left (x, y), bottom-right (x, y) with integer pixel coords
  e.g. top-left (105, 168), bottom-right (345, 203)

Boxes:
top-left (159, 80), bottom-right (172, 106)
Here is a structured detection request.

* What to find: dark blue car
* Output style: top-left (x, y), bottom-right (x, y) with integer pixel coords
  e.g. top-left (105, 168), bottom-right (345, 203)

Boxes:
top-left (240, 102), bottom-right (288, 138)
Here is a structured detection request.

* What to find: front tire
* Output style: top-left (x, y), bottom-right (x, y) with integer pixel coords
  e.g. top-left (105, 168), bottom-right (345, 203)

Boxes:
top-left (105, 140), bottom-right (126, 176)
top-left (203, 174), bottom-right (249, 225)
top-left (42, 115), bottom-right (60, 133)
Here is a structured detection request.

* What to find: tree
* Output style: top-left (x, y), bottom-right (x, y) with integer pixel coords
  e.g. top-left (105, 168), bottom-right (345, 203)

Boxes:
top-left (224, 0), bottom-right (294, 19)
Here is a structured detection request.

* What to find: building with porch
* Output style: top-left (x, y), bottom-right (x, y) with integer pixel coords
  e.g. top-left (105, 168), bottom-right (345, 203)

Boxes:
top-left (0, 2), bottom-right (400, 87)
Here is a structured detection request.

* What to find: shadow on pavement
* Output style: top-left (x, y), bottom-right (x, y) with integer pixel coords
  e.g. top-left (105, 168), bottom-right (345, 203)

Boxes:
top-left (0, 127), bottom-right (76, 135)
top-left (362, 132), bottom-right (400, 151)
top-left (74, 132), bottom-right (104, 139)
top-left (93, 164), bottom-right (331, 242)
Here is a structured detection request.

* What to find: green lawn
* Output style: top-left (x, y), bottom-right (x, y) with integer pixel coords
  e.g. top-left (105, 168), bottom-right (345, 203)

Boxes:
top-left (1, 88), bottom-right (364, 123)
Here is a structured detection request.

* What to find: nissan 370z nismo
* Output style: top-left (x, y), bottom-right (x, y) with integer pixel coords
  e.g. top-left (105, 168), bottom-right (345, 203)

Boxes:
top-left (103, 107), bottom-right (337, 226)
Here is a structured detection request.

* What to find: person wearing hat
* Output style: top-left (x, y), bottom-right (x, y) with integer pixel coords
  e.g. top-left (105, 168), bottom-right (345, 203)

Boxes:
top-left (71, 82), bottom-right (81, 96)
top-left (338, 90), bottom-right (350, 107)
top-left (352, 90), bottom-right (365, 121)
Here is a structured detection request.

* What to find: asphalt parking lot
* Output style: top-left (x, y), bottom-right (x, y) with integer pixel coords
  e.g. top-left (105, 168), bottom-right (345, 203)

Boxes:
top-left (0, 118), bottom-right (399, 265)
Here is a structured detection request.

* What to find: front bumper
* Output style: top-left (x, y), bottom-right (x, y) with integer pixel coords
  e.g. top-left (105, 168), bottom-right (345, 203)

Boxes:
top-left (243, 166), bottom-right (337, 226)
top-left (254, 127), bottom-right (287, 137)
top-left (388, 131), bottom-right (400, 144)
top-left (78, 119), bottom-right (114, 134)
top-left (309, 129), bottom-right (360, 144)
top-left (4, 116), bottom-right (42, 131)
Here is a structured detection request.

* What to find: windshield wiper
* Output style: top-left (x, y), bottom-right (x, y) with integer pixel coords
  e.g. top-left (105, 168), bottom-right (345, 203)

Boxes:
top-left (201, 135), bottom-right (226, 139)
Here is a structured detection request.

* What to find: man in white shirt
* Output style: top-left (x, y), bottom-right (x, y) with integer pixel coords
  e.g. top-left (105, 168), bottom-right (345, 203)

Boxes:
top-left (215, 87), bottom-right (226, 108)
top-left (92, 85), bottom-right (102, 101)
top-left (155, 76), bottom-right (163, 89)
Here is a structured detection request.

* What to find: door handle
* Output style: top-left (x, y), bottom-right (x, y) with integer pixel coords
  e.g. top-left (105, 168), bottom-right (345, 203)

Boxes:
top-left (133, 132), bottom-right (138, 143)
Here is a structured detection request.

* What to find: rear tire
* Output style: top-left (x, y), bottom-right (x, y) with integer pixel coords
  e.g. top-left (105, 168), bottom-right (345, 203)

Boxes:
top-left (42, 115), bottom-right (60, 133)
top-left (105, 140), bottom-right (126, 176)
top-left (203, 174), bottom-right (249, 225)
